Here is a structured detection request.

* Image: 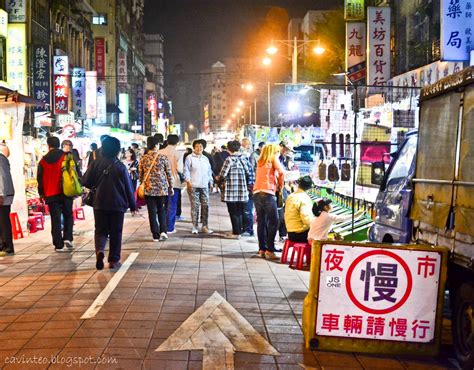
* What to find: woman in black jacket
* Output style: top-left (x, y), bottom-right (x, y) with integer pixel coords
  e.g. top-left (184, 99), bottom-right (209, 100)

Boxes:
top-left (82, 137), bottom-right (137, 270)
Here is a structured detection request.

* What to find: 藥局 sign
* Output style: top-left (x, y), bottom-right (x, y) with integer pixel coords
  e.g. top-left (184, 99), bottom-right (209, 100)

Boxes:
top-left (441, 0), bottom-right (473, 61)
top-left (316, 244), bottom-right (442, 343)
top-left (367, 7), bottom-right (391, 86)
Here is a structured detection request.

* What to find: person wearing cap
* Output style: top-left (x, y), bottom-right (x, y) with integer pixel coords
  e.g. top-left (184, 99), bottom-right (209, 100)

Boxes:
top-left (284, 176), bottom-right (315, 244)
top-left (308, 198), bottom-right (364, 242)
top-left (0, 145), bottom-right (14, 255)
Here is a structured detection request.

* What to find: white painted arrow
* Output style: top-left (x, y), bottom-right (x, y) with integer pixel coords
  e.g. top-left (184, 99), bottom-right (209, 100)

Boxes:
top-left (156, 291), bottom-right (280, 370)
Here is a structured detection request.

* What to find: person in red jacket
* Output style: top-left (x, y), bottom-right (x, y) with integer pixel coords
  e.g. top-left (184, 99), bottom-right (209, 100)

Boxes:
top-left (37, 136), bottom-right (74, 252)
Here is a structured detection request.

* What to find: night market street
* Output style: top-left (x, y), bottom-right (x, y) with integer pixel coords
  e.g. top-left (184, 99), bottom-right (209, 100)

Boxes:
top-left (0, 197), bottom-right (457, 369)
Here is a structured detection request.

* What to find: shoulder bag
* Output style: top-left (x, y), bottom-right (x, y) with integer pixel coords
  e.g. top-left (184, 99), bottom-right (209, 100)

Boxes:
top-left (84, 161), bottom-right (117, 207)
top-left (137, 152), bottom-right (159, 199)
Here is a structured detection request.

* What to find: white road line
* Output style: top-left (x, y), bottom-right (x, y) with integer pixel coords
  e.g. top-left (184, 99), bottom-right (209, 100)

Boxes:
top-left (81, 252), bottom-right (139, 319)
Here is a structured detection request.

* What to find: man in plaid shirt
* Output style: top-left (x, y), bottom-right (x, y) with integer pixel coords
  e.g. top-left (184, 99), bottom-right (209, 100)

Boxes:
top-left (218, 140), bottom-right (254, 239)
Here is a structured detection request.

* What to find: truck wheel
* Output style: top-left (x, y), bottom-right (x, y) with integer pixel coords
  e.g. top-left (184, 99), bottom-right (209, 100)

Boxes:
top-left (452, 283), bottom-right (474, 368)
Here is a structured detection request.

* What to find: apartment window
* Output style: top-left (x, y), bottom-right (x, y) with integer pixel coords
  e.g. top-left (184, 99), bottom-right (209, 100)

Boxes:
top-left (218, 114), bottom-right (222, 119)
top-left (93, 14), bottom-right (108, 25)
top-left (213, 115), bottom-right (216, 119)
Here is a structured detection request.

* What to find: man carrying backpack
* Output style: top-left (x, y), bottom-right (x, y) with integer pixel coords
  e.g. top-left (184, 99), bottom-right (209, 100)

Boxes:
top-left (37, 136), bottom-right (75, 252)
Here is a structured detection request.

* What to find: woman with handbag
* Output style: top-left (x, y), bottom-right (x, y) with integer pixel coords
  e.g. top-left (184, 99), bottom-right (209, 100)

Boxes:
top-left (139, 136), bottom-right (174, 242)
top-left (82, 137), bottom-right (137, 270)
top-left (253, 144), bottom-right (285, 260)
top-left (217, 140), bottom-right (254, 239)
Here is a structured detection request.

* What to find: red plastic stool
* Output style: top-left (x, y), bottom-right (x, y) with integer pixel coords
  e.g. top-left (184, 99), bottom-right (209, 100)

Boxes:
top-left (281, 239), bottom-right (298, 264)
top-left (289, 243), bottom-right (312, 270)
top-left (73, 207), bottom-right (85, 220)
top-left (30, 212), bottom-right (44, 230)
top-left (27, 217), bottom-right (37, 233)
top-left (10, 213), bottom-right (24, 239)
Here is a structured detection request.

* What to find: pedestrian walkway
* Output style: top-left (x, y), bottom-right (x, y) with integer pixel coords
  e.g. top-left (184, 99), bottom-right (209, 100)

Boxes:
top-left (0, 194), bottom-right (457, 369)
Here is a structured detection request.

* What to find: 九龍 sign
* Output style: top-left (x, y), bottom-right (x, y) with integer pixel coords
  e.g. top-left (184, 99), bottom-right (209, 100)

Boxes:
top-left (316, 244), bottom-right (441, 343)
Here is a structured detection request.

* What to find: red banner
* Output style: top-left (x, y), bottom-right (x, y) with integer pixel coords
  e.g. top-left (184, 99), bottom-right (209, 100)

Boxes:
top-left (95, 38), bottom-right (105, 80)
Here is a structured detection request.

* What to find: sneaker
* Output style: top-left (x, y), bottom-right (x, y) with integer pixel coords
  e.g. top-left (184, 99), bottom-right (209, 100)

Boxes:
top-left (109, 261), bottom-right (122, 269)
top-left (278, 237), bottom-right (287, 243)
top-left (176, 216), bottom-right (185, 221)
top-left (242, 232), bottom-right (254, 237)
top-left (168, 229), bottom-right (177, 234)
top-left (191, 228), bottom-right (199, 234)
top-left (257, 250), bottom-right (265, 258)
top-left (159, 233), bottom-right (168, 241)
top-left (265, 252), bottom-right (280, 261)
top-left (64, 240), bottom-right (74, 249)
top-left (96, 252), bottom-right (104, 270)
top-left (153, 237), bottom-right (159, 242)
top-left (202, 226), bottom-right (213, 234)
top-left (224, 232), bottom-right (240, 239)
top-left (54, 247), bottom-right (67, 253)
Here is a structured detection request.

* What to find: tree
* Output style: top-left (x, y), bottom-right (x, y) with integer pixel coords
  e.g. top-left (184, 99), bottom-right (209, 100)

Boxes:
top-left (301, 8), bottom-right (346, 84)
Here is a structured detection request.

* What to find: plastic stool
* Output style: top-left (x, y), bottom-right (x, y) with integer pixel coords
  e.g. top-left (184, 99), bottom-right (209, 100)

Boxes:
top-left (27, 217), bottom-right (37, 233)
top-left (289, 243), bottom-right (312, 270)
top-left (10, 213), bottom-right (24, 239)
top-left (30, 212), bottom-right (44, 230)
top-left (281, 239), bottom-right (298, 264)
top-left (73, 207), bottom-right (85, 220)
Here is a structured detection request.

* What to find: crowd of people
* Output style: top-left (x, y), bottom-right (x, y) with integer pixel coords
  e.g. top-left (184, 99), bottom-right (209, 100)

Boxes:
top-left (0, 134), bottom-right (358, 269)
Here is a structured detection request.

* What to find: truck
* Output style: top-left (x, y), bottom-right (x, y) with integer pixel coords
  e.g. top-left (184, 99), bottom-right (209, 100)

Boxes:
top-left (369, 66), bottom-right (474, 366)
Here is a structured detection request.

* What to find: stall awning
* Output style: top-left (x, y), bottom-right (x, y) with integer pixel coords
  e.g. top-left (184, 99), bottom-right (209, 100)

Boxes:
top-left (106, 104), bottom-right (122, 114)
top-left (274, 113), bottom-right (321, 127)
top-left (0, 86), bottom-right (46, 107)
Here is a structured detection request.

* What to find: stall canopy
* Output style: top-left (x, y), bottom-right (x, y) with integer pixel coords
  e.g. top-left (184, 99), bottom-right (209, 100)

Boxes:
top-left (274, 112), bottom-right (320, 127)
top-left (0, 86), bottom-right (46, 107)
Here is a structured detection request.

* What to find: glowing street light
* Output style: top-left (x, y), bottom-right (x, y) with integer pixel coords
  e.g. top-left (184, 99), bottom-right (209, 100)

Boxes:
top-left (231, 113), bottom-right (236, 118)
top-left (262, 57), bottom-right (272, 66)
top-left (235, 107), bottom-right (241, 113)
top-left (288, 100), bottom-right (300, 114)
top-left (226, 119), bottom-right (231, 124)
top-left (241, 83), bottom-right (254, 92)
top-left (238, 100), bottom-right (244, 107)
top-left (189, 124), bottom-right (194, 129)
top-left (266, 45), bottom-right (278, 55)
top-left (313, 45), bottom-right (325, 55)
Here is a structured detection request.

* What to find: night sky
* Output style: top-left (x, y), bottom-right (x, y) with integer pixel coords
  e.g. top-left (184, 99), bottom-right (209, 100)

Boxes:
top-left (144, 0), bottom-right (341, 78)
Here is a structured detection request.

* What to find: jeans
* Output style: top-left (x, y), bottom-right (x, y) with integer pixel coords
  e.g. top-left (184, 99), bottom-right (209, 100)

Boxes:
top-left (0, 205), bottom-right (14, 253)
top-left (167, 188), bottom-right (180, 232)
top-left (48, 197), bottom-right (73, 249)
top-left (254, 192), bottom-right (278, 252)
top-left (288, 230), bottom-right (309, 243)
top-left (226, 202), bottom-right (245, 235)
top-left (93, 210), bottom-right (124, 263)
top-left (145, 196), bottom-right (169, 238)
top-left (177, 189), bottom-right (182, 217)
top-left (277, 206), bottom-right (287, 238)
top-left (243, 197), bottom-right (254, 235)
top-left (188, 188), bottom-right (209, 227)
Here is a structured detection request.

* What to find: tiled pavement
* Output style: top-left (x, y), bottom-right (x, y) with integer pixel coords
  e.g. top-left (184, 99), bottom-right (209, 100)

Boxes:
top-left (0, 194), bottom-right (458, 369)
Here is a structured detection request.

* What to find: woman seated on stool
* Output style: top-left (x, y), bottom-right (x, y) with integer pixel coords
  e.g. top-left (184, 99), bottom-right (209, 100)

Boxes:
top-left (284, 176), bottom-right (314, 244)
top-left (308, 198), bottom-right (364, 242)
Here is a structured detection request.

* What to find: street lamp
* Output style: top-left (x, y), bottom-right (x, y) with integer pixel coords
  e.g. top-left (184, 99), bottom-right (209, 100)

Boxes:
top-left (262, 57), bottom-right (272, 66)
top-left (265, 37), bottom-right (324, 84)
top-left (241, 83), bottom-right (257, 125)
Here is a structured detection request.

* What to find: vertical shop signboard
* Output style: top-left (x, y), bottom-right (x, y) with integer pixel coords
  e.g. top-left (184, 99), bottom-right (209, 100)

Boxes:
top-left (148, 94), bottom-right (157, 129)
top-left (53, 56), bottom-right (69, 115)
top-left (203, 104), bottom-right (210, 135)
top-left (96, 80), bottom-right (107, 124)
top-left (344, 0), bottom-right (365, 21)
top-left (6, 24), bottom-right (27, 95)
top-left (346, 22), bottom-right (366, 84)
top-left (117, 50), bottom-right (127, 85)
top-left (119, 93), bottom-right (129, 124)
top-left (33, 45), bottom-right (50, 111)
top-left (441, 0), bottom-right (473, 61)
top-left (136, 84), bottom-right (144, 132)
top-left (0, 9), bottom-right (8, 37)
top-left (85, 71), bottom-right (97, 119)
top-left (367, 7), bottom-right (391, 87)
top-left (94, 38), bottom-right (106, 80)
top-left (6, 0), bottom-right (26, 22)
top-left (72, 68), bottom-right (86, 119)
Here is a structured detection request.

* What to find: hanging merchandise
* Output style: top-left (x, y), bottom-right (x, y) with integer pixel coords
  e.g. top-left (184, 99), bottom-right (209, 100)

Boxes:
top-left (331, 133), bottom-right (337, 158)
top-left (300, 127), bottom-right (312, 145)
top-left (268, 127), bottom-right (279, 142)
top-left (310, 127), bottom-right (324, 142)
top-left (328, 160), bottom-right (340, 182)
top-left (341, 160), bottom-right (351, 181)
top-left (339, 133), bottom-right (344, 158)
top-left (345, 134), bottom-right (352, 158)
top-left (371, 161), bottom-right (385, 185)
top-left (318, 161), bottom-right (327, 181)
top-left (256, 127), bottom-right (269, 143)
top-left (280, 128), bottom-right (295, 145)
top-left (293, 127), bottom-right (302, 146)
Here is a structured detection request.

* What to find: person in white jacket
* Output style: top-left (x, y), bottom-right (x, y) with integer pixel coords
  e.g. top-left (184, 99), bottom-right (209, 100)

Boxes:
top-left (183, 140), bottom-right (213, 234)
top-left (308, 198), bottom-right (363, 242)
top-left (0, 145), bottom-right (15, 255)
